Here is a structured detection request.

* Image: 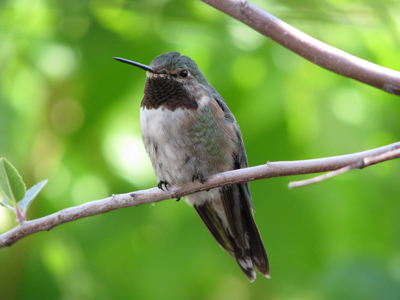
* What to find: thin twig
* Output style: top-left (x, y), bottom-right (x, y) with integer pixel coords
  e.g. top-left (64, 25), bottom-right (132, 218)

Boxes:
top-left (288, 165), bottom-right (353, 188)
top-left (200, 0), bottom-right (400, 95)
top-left (1, 142), bottom-right (399, 249)
top-left (289, 147), bottom-right (400, 188)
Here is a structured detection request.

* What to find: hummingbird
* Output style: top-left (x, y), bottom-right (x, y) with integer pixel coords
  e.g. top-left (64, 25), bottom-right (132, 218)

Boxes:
top-left (114, 52), bottom-right (269, 281)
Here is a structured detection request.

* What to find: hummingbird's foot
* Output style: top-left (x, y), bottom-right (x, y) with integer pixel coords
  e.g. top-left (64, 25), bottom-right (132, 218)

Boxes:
top-left (157, 180), bottom-right (169, 191)
top-left (175, 197), bottom-right (181, 202)
top-left (192, 174), bottom-right (207, 184)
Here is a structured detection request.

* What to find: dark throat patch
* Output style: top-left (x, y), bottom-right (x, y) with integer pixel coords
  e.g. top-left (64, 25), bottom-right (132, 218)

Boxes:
top-left (141, 77), bottom-right (198, 111)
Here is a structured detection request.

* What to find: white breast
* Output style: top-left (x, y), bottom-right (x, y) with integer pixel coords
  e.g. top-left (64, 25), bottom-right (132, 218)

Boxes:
top-left (139, 94), bottom-right (235, 207)
top-left (140, 106), bottom-right (193, 185)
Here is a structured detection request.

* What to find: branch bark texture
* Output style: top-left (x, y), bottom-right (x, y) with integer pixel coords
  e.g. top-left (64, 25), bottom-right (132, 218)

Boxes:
top-left (200, 0), bottom-right (400, 95)
top-left (1, 142), bottom-right (399, 249)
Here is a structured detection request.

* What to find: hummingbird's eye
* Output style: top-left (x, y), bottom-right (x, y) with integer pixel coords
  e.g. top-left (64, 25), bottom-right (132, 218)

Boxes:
top-left (179, 70), bottom-right (189, 78)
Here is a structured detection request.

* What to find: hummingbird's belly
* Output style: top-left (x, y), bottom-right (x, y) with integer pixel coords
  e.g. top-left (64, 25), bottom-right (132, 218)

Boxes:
top-left (140, 103), bottom-right (236, 203)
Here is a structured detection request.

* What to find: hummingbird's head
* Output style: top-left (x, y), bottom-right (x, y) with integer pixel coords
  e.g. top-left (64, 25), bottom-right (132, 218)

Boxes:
top-left (114, 52), bottom-right (210, 111)
top-left (148, 52), bottom-right (207, 84)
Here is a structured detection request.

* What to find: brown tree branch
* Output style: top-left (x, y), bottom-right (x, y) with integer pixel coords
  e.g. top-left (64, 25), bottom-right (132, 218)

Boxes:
top-left (200, 0), bottom-right (400, 95)
top-left (1, 142), bottom-right (399, 249)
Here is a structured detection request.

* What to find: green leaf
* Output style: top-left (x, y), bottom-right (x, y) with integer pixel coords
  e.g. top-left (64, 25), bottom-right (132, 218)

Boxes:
top-left (0, 157), bottom-right (26, 203)
top-left (18, 179), bottom-right (48, 214)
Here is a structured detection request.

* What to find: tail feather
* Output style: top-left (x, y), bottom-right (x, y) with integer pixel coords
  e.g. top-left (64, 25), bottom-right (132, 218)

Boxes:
top-left (193, 184), bottom-right (269, 281)
top-left (194, 203), bottom-right (235, 257)
top-left (239, 188), bottom-right (270, 277)
top-left (229, 235), bottom-right (257, 281)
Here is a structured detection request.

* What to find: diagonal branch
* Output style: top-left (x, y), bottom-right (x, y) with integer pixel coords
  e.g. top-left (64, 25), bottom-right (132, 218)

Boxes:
top-left (200, 0), bottom-right (400, 95)
top-left (1, 141), bottom-right (399, 249)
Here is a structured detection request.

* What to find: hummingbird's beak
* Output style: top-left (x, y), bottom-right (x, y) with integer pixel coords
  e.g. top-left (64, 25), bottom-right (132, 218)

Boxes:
top-left (113, 57), bottom-right (158, 73)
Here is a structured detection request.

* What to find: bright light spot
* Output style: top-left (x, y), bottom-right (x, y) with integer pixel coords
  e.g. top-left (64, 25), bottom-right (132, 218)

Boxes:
top-left (71, 174), bottom-right (110, 206)
top-left (331, 89), bottom-right (365, 126)
top-left (119, 135), bottom-right (145, 165)
top-left (42, 238), bottom-right (94, 296)
top-left (101, 92), bottom-right (154, 187)
top-left (91, 5), bottom-right (148, 39)
top-left (36, 44), bottom-right (77, 80)
top-left (102, 132), bottom-right (154, 186)
top-left (8, 67), bottom-right (47, 116)
top-left (0, 204), bottom-right (14, 232)
top-left (42, 239), bottom-right (74, 277)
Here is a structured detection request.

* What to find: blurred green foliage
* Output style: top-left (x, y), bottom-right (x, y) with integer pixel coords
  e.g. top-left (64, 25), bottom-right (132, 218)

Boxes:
top-left (1, 0), bottom-right (400, 299)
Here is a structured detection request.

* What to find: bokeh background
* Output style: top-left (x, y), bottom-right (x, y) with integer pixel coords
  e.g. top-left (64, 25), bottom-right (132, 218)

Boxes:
top-left (1, 0), bottom-right (400, 299)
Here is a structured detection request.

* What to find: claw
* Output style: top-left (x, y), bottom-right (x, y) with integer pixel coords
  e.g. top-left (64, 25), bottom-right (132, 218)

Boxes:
top-left (192, 174), bottom-right (207, 184)
top-left (157, 180), bottom-right (169, 191)
top-left (175, 197), bottom-right (181, 202)
top-left (198, 175), bottom-right (206, 184)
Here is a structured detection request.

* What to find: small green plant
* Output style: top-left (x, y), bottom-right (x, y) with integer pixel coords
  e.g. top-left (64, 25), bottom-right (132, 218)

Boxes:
top-left (0, 157), bottom-right (47, 223)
